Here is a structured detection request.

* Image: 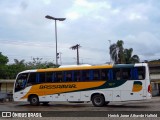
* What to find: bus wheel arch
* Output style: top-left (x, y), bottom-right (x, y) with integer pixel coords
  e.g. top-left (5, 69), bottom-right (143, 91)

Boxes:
top-left (91, 93), bottom-right (105, 107)
top-left (28, 94), bottom-right (39, 106)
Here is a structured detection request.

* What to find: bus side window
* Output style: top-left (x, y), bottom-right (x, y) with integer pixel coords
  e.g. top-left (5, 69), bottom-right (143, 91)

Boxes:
top-left (108, 69), bottom-right (113, 81)
top-left (101, 69), bottom-right (108, 81)
top-left (131, 68), bottom-right (138, 80)
top-left (46, 72), bottom-right (53, 82)
top-left (82, 70), bottom-right (90, 81)
top-left (27, 73), bottom-right (36, 86)
top-left (112, 68), bottom-right (121, 80)
top-left (55, 72), bottom-right (63, 82)
top-left (90, 70), bottom-right (93, 80)
top-left (122, 68), bottom-right (131, 80)
top-left (114, 68), bottom-right (131, 81)
top-left (52, 73), bottom-right (55, 82)
top-left (93, 70), bottom-right (100, 80)
top-left (116, 71), bottom-right (121, 80)
top-left (74, 70), bottom-right (81, 81)
top-left (39, 72), bottom-right (46, 83)
top-left (65, 71), bottom-right (72, 82)
top-left (137, 67), bottom-right (145, 80)
top-left (110, 68), bottom-right (123, 80)
top-left (72, 71), bottom-right (74, 81)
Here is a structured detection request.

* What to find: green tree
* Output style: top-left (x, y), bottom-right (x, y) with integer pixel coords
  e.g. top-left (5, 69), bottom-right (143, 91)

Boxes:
top-left (124, 48), bottom-right (140, 64)
top-left (5, 59), bottom-right (26, 79)
top-left (0, 52), bottom-right (9, 65)
top-left (0, 52), bottom-right (58, 79)
top-left (6, 64), bottom-right (19, 79)
top-left (109, 40), bottom-right (140, 64)
top-left (14, 59), bottom-right (25, 66)
top-left (26, 57), bottom-right (56, 69)
top-left (0, 52), bottom-right (9, 79)
top-left (110, 40), bottom-right (125, 64)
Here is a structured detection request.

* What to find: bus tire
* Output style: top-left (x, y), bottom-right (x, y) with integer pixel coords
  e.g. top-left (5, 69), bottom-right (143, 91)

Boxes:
top-left (29, 95), bottom-right (39, 106)
top-left (92, 94), bottom-right (105, 107)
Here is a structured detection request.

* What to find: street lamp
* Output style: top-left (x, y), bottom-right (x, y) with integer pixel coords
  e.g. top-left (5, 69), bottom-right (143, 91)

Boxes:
top-left (45, 15), bottom-right (66, 65)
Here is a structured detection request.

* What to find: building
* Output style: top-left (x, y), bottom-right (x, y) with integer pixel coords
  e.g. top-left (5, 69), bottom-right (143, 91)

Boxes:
top-left (0, 80), bottom-right (14, 101)
top-left (149, 62), bottom-right (160, 96)
top-left (0, 80), bottom-right (14, 93)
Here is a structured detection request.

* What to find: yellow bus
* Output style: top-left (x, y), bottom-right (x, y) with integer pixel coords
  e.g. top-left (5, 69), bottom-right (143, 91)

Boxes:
top-left (13, 63), bottom-right (151, 107)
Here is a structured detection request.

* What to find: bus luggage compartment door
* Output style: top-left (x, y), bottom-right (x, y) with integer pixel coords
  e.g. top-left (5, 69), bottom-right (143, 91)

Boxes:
top-left (66, 92), bottom-right (80, 101)
top-left (113, 90), bottom-right (121, 101)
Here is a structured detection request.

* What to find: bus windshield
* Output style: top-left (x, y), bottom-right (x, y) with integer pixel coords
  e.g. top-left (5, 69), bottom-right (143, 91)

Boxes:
top-left (15, 73), bottom-right (28, 92)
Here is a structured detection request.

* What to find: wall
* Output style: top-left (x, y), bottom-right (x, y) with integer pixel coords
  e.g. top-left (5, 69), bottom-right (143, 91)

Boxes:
top-left (1, 83), bottom-right (14, 93)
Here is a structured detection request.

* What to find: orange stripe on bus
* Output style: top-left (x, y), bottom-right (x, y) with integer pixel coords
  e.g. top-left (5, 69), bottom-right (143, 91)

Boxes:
top-left (21, 81), bottom-right (106, 99)
top-left (37, 65), bottom-right (113, 72)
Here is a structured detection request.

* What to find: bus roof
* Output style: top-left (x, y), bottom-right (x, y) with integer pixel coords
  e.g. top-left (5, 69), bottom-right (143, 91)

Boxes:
top-left (59, 64), bottom-right (92, 68)
top-left (19, 63), bottom-right (148, 73)
top-left (37, 64), bottom-right (113, 72)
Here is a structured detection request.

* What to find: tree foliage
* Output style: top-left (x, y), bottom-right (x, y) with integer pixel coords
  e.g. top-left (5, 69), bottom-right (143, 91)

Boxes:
top-left (0, 53), bottom-right (56, 79)
top-left (109, 40), bottom-right (140, 64)
top-left (0, 52), bottom-right (9, 65)
top-left (0, 52), bottom-right (9, 78)
top-left (124, 48), bottom-right (140, 64)
top-left (110, 40), bottom-right (125, 64)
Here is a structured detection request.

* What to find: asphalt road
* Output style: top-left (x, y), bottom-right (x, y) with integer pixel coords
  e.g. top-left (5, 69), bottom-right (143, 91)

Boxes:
top-left (0, 97), bottom-right (160, 120)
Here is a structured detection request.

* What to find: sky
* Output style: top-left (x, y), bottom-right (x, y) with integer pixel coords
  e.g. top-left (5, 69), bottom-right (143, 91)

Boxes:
top-left (0, 0), bottom-right (160, 65)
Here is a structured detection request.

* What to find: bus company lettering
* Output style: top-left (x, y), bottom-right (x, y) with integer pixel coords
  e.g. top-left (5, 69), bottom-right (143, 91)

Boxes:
top-left (39, 84), bottom-right (77, 89)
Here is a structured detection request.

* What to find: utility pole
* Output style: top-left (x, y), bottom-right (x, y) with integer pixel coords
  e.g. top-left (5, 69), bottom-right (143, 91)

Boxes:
top-left (70, 44), bottom-right (81, 65)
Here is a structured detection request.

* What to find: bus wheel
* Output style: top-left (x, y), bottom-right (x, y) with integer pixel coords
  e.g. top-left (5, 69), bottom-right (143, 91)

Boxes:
top-left (92, 94), bottom-right (105, 107)
top-left (29, 95), bottom-right (39, 106)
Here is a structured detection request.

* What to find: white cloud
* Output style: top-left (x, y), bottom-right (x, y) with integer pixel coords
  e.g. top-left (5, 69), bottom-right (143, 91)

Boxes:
top-left (128, 13), bottom-right (144, 21)
top-left (65, 0), bottom-right (111, 21)
top-left (0, 0), bottom-right (160, 65)
top-left (42, 0), bottom-right (52, 5)
top-left (74, 0), bottom-right (111, 10)
top-left (123, 3), bottom-right (151, 21)
top-left (66, 11), bottom-right (81, 20)
top-left (111, 9), bottom-right (120, 15)
top-left (124, 32), bottom-right (160, 61)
